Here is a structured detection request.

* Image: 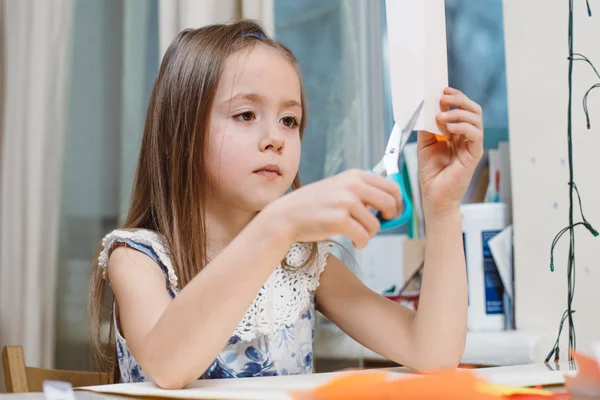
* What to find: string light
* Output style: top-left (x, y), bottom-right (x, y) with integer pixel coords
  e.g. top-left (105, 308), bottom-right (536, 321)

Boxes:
top-left (569, 53), bottom-right (600, 129)
top-left (545, 0), bottom-right (598, 365)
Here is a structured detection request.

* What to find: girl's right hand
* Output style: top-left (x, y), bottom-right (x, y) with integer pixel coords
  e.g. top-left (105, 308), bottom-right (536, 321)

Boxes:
top-left (264, 169), bottom-right (403, 249)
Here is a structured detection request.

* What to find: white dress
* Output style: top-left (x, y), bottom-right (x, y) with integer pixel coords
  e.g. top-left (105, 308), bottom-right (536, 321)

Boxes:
top-left (97, 229), bottom-right (332, 382)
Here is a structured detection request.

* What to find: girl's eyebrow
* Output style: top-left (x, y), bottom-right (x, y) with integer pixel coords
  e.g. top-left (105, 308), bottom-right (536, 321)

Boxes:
top-left (281, 99), bottom-right (302, 109)
top-left (225, 92), bottom-right (263, 105)
top-left (223, 92), bottom-right (302, 109)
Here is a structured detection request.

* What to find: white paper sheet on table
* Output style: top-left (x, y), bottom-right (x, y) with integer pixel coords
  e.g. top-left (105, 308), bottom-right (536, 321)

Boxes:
top-left (472, 364), bottom-right (575, 387)
top-left (385, 0), bottom-right (449, 134)
top-left (390, 364), bottom-right (574, 387)
top-left (79, 364), bottom-right (575, 400)
top-left (78, 370), bottom-right (410, 400)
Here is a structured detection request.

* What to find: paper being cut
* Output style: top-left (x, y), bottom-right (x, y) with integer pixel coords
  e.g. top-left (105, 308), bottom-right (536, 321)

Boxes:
top-left (385, 0), bottom-right (449, 135)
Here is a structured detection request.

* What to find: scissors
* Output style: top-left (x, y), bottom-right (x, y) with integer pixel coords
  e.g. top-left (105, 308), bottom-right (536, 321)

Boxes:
top-left (371, 100), bottom-right (424, 230)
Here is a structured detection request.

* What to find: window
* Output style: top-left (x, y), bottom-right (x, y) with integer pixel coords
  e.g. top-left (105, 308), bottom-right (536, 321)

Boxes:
top-left (274, 0), bottom-right (390, 185)
top-left (275, 0), bottom-right (509, 187)
top-left (446, 0), bottom-right (509, 148)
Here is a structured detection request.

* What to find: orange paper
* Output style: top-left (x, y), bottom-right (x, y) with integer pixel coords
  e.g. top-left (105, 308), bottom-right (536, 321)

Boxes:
top-left (564, 351), bottom-right (600, 398)
top-left (476, 382), bottom-right (552, 397)
top-left (291, 370), bottom-right (500, 400)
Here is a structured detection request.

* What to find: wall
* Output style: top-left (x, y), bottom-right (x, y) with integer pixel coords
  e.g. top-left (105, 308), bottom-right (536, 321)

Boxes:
top-left (504, 0), bottom-right (600, 356)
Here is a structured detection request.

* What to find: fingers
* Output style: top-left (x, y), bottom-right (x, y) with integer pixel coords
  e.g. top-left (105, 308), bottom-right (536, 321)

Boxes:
top-left (445, 122), bottom-right (481, 142)
top-left (355, 178), bottom-right (401, 221)
top-left (436, 88), bottom-right (484, 149)
top-left (333, 170), bottom-right (406, 248)
top-left (358, 172), bottom-right (403, 217)
top-left (349, 201), bottom-right (381, 246)
top-left (441, 87), bottom-right (483, 115)
top-left (330, 204), bottom-right (371, 249)
top-left (437, 109), bottom-right (482, 131)
top-left (418, 88), bottom-right (484, 146)
top-left (341, 216), bottom-right (371, 249)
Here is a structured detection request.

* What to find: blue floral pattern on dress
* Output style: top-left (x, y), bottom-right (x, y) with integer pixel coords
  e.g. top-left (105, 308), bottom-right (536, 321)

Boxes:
top-left (109, 238), bottom-right (324, 383)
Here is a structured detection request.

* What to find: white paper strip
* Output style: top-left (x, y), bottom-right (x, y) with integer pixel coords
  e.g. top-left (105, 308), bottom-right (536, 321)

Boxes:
top-left (78, 364), bottom-right (574, 399)
top-left (79, 370), bottom-right (411, 400)
top-left (385, 0), bottom-right (449, 134)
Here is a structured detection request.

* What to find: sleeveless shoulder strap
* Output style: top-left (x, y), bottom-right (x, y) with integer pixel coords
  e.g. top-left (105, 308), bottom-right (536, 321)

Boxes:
top-left (98, 229), bottom-right (179, 295)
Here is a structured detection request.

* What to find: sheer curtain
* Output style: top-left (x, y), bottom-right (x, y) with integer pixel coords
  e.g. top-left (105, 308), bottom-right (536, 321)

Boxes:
top-left (158, 0), bottom-right (274, 57)
top-left (0, 0), bottom-right (74, 388)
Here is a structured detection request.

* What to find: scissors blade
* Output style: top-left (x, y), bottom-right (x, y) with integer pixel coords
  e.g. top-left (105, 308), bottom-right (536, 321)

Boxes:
top-left (385, 101), bottom-right (424, 154)
top-left (401, 100), bottom-right (425, 137)
top-left (381, 101), bottom-right (424, 175)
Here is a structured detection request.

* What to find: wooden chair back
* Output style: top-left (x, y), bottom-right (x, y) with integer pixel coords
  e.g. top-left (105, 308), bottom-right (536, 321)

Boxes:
top-left (2, 346), bottom-right (111, 393)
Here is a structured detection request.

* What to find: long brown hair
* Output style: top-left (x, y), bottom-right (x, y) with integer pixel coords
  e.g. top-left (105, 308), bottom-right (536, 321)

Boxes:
top-left (88, 20), bottom-right (316, 380)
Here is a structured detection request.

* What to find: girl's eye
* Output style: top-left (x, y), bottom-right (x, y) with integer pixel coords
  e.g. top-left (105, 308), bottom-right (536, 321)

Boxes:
top-left (234, 111), bottom-right (256, 122)
top-left (281, 116), bottom-right (299, 128)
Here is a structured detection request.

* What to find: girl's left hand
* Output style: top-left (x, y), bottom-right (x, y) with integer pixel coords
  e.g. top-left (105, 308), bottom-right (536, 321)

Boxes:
top-left (418, 87), bottom-right (484, 216)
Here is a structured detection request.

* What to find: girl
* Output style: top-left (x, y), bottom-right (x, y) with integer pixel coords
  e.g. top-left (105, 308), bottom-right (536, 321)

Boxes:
top-left (89, 20), bottom-right (484, 389)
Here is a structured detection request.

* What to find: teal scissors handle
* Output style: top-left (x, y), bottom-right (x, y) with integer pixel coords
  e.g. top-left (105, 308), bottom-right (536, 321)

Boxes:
top-left (370, 101), bottom-right (422, 231)
top-left (367, 171), bottom-right (412, 231)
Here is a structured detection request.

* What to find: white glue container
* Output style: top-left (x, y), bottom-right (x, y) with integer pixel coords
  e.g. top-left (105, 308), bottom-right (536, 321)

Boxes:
top-left (461, 203), bottom-right (509, 332)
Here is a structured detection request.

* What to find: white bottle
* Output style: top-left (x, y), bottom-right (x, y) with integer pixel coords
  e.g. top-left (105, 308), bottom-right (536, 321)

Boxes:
top-left (461, 203), bottom-right (509, 332)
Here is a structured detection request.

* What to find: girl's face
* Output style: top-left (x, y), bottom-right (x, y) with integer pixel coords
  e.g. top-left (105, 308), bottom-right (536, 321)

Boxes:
top-left (206, 44), bottom-right (303, 213)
